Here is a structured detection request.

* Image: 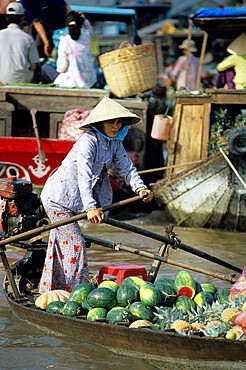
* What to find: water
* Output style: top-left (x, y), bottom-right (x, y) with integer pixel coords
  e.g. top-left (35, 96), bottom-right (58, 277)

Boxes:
top-left (0, 212), bottom-right (245, 369)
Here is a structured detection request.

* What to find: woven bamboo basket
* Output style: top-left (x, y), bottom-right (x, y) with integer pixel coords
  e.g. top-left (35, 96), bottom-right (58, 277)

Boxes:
top-left (99, 42), bottom-right (157, 98)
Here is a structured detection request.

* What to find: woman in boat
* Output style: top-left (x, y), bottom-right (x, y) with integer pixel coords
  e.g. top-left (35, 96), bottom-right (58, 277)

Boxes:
top-left (39, 97), bottom-right (153, 294)
top-left (216, 32), bottom-right (246, 90)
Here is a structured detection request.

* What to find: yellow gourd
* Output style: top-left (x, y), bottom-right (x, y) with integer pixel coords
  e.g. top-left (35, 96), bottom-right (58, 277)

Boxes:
top-left (35, 290), bottom-right (70, 309)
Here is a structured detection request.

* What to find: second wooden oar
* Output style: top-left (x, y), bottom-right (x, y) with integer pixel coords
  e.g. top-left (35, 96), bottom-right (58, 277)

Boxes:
top-left (84, 235), bottom-right (238, 284)
top-left (102, 216), bottom-right (242, 274)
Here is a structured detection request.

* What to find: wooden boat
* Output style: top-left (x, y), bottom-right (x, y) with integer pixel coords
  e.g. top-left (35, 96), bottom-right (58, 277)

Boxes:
top-left (151, 7), bottom-right (246, 232)
top-left (3, 244), bottom-right (246, 364)
top-left (0, 182), bottom-right (245, 364)
top-left (152, 148), bottom-right (246, 232)
top-left (0, 137), bottom-right (74, 187)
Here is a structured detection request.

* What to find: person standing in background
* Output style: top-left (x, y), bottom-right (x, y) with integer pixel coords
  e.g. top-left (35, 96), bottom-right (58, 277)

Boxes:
top-left (52, 11), bottom-right (97, 88)
top-left (20, 0), bottom-right (71, 57)
top-left (0, 2), bottom-right (39, 84)
top-left (170, 39), bottom-right (200, 91)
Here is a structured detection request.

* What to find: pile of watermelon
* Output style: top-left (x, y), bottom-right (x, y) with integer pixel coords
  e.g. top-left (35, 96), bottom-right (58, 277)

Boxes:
top-left (45, 270), bottom-right (230, 329)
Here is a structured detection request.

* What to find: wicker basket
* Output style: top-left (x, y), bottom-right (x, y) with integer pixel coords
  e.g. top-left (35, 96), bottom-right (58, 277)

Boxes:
top-left (99, 42), bottom-right (157, 98)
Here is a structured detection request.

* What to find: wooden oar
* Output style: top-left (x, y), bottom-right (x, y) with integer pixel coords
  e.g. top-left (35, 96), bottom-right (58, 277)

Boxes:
top-left (0, 194), bottom-right (145, 248)
top-left (84, 235), bottom-right (238, 284)
top-left (30, 108), bottom-right (46, 163)
top-left (102, 216), bottom-right (242, 274)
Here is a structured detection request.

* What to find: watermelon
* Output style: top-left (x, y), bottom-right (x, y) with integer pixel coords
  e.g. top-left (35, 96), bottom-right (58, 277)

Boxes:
top-left (194, 291), bottom-right (214, 307)
top-left (87, 307), bottom-right (107, 321)
top-left (87, 287), bottom-right (117, 310)
top-left (155, 281), bottom-right (177, 306)
top-left (62, 301), bottom-right (83, 317)
top-left (139, 284), bottom-right (162, 307)
top-left (98, 281), bottom-right (119, 293)
top-left (106, 307), bottom-right (134, 325)
top-left (46, 301), bottom-right (65, 314)
top-left (121, 276), bottom-right (147, 290)
top-left (176, 296), bottom-right (195, 314)
top-left (82, 299), bottom-right (93, 313)
top-left (155, 277), bottom-right (175, 290)
top-left (214, 289), bottom-right (230, 304)
top-left (129, 301), bottom-right (155, 322)
top-left (117, 284), bottom-right (139, 307)
top-left (68, 282), bottom-right (95, 304)
top-left (195, 280), bottom-right (203, 294)
top-left (201, 283), bottom-right (218, 296)
top-left (174, 271), bottom-right (196, 299)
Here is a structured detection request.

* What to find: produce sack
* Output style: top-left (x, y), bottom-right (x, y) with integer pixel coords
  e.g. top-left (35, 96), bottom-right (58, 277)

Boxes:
top-left (229, 266), bottom-right (246, 299)
top-left (59, 109), bottom-right (92, 141)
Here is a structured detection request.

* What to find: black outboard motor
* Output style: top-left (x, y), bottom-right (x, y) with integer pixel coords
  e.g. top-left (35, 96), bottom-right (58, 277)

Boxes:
top-left (0, 176), bottom-right (48, 237)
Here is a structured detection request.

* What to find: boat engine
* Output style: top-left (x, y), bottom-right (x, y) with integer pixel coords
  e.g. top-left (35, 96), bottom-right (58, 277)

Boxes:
top-left (0, 176), bottom-right (48, 237)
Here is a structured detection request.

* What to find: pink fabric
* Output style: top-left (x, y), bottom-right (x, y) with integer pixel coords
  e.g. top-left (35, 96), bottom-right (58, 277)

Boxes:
top-left (59, 109), bottom-right (92, 141)
top-left (171, 54), bottom-right (200, 91)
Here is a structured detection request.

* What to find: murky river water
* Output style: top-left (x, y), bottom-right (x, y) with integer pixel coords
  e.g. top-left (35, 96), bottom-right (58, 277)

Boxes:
top-left (0, 211), bottom-right (245, 369)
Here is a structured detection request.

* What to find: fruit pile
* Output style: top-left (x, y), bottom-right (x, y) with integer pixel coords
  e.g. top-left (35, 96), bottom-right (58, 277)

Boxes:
top-left (35, 270), bottom-right (246, 340)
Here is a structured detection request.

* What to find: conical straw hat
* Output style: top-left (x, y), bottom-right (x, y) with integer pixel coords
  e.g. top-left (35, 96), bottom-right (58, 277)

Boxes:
top-left (227, 33), bottom-right (246, 55)
top-left (79, 96), bottom-right (141, 128)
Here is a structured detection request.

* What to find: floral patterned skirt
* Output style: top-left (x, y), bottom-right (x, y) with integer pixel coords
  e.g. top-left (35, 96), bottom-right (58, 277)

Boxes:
top-left (39, 204), bottom-right (89, 294)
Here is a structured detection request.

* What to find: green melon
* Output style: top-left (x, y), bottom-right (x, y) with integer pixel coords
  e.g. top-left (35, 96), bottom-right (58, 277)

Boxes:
top-left (176, 295), bottom-right (195, 314)
top-left (155, 281), bottom-right (177, 306)
top-left (98, 281), bottom-right (119, 293)
top-left (194, 291), bottom-right (214, 307)
top-left (46, 301), bottom-right (65, 314)
top-left (87, 307), bottom-right (107, 321)
top-left (201, 283), bottom-right (218, 296)
top-left (139, 284), bottom-right (162, 307)
top-left (195, 280), bottom-right (203, 294)
top-left (129, 301), bottom-right (155, 322)
top-left (214, 289), bottom-right (230, 304)
top-left (117, 284), bottom-right (139, 307)
top-left (121, 276), bottom-right (147, 290)
top-left (68, 282), bottom-right (95, 304)
top-left (174, 271), bottom-right (196, 299)
top-left (82, 299), bottom-right (93, 313)
top-left (155, 277), bottom-right (175, 290)
top-left (62, 301), bottom-right (83, 317)
top-left (87, 287), bottom-right (117, 310)
top-left (106, 307), bottom-right (134, 325)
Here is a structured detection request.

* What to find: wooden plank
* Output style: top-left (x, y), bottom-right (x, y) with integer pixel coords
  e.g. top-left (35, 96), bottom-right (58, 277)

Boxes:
top-left (223, 190), bottom-right (240, 231)
top-left (206, 187), bottom-right (234, 228)
top-left (201, 102), bottom-right (211, 160)
top-left (175, 95), bottom-right (211, 105)
top-left (166, 103), bottom-right (182, 178)
top-left (0, 86), bottom-right (110, 98)
top-left (238, 191), bottom-right (246, 231)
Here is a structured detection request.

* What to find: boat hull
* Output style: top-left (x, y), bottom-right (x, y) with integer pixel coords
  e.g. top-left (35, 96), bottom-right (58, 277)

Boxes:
top-left (0, 137), bottom-right (74, 186)
top-left (6, 296), bottom-right (246, 363)
top-left (152, 153), bottom-right (246, 232)
top-left (3, 248), bottom-right (246, 364)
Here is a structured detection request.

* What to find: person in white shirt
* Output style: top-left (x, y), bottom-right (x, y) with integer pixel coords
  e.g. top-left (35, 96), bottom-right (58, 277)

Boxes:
top-left (0, 2), bottom-right (39, 84)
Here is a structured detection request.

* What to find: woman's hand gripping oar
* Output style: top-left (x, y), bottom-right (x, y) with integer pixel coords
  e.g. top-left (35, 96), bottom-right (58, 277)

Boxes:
top-left (0, 193), bottom-right (151, 248)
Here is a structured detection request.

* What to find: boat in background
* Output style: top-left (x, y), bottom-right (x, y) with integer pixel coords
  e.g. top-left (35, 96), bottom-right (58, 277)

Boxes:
top-left (0, 137), bottom-right (74, 187)
top-left (152, 146), bottom-right (246, 232)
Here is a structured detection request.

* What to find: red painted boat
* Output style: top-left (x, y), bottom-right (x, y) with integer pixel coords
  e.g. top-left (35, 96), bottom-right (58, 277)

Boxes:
top-left (0, 137), bottom-right (75, 186)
